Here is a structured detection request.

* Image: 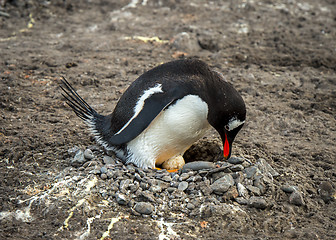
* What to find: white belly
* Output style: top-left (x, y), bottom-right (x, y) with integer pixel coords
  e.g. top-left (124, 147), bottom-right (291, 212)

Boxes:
top-left (126, 95), bottom-right (211, 168)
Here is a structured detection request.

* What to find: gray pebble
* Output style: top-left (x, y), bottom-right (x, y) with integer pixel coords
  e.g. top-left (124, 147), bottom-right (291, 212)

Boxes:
top-left (318, 181), bottom-right (335, 203)
top-left (167, 187), bottom-right (176, 193)
top-left (172, 32), bottom-right (200, 52)
top-left (106, 170), bottom-right (114, 179)
top-left (256, 158), bottom-right (279, 177)
top-left (228, 157), bottom-right (245, 164)
top-left (68, 146), bottom-right (80, 157)
top-left (187, 182), bottom-right (196, 191)
top-left (101, 173), bottom-right (107, 180)
top-left (149, 185), bottom-right (162, 193)
top-left (235, 197), bottom-right (249, 205)
top-left (198, 180), bottom-right (213, 196)
top-left (178, 181), bottom-right (189, 191)
top-left (71, 150), bottom-right (87, 167)
top-left (84, 149), bottom-right (94, 160)
top-left (134, 202), bottom-right (154, 215)
top-left (230, 164), bottom-right (244, 172)
top-left (186, 203), bottom-right (195, 210)
top-left (281, 185), bottom-right (298, 193)
top-left (289, 191), bottom-right (305, 206)
top-left (244, 166), bottom-right (258, 179)
top-left (246, 185), bottom-right (261, 196)
top-left (172, 174), bottom-right (180, 182)
top-left (237, 183), bottom-right (249, 198)
top-left (140, 182), bottom-right (149, 190)
top-left (181, 161), bottom-right (216, 173)
top-left (179, 173), bottom-right (190, 181)
top-left (211, 174), bottom-right (235, 194)
top-left (187, 175), bottom-right (202, 182)
top-left (253, 179), bottom-right (266, 194)
top-left (120, 179), bottom-right (131, 192)
top-left (82, 160), bottom-right (98, 168)
top-left (103, 156), bottom-right (115, 165)
top-left (231, 172), bottom-right (244, 184)
top-left (248, 196), bottom-right (268, 209)
top-left (116, 193), bottom-right (128, 205)
top-left (161, 175), bottom-right (172, 182)
top-left (100, 166), bottom-right (108, 174)
top-left (170, 181), bottom-right (179, 188)
top-left (129, 183), bottom-right (139, 193)
top-left (90, 168), bottom-right (101, 175)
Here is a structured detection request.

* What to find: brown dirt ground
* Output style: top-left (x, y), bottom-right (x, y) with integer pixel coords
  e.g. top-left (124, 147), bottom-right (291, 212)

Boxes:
top-left (0, 0), bottom-right (335, 239)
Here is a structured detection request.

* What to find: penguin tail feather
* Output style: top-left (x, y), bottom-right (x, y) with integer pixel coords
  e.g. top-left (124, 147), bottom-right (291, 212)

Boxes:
top-left (60, 76), bottom-right (101, 126)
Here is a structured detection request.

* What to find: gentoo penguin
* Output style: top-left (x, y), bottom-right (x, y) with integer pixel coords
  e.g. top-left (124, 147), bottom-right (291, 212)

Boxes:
top-left (61, 59), bottom-right (246, 169)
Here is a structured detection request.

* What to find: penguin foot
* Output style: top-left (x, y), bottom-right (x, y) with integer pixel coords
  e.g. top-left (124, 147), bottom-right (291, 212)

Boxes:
top-left (161, 155), bottom-right (185, 171)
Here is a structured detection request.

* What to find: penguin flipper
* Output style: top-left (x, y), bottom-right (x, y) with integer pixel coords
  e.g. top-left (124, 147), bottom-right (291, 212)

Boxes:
top-left (107, 88), bottom-right (184, 145)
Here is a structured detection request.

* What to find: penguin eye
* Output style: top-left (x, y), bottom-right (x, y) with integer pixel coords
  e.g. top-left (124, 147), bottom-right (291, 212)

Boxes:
top-left (224, 125), bottom-right (230, 131)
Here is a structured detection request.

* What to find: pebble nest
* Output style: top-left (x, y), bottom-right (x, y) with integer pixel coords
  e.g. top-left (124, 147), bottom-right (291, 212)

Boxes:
top-left (63, 141), bottom-right (306, 218)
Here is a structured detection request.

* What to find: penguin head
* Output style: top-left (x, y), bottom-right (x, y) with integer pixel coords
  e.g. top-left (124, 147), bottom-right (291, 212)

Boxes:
top-left (207, 72), bottom-right (246, 160)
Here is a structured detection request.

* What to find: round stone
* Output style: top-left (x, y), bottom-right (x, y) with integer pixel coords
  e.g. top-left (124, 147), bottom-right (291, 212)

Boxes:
top-left (178, 181), bottom-right (189, 191)
top-left (134, 202), bottom-right (154, 215)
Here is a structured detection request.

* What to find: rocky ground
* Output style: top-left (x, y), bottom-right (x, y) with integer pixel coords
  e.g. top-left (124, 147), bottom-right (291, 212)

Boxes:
top-left (0, 0), bottom-right (335, 239)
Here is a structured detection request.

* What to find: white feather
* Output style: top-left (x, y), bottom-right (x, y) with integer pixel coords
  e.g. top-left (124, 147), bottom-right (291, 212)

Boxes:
top-left (227, 117), bottom-right (245, 131)
top-left (115, 84), bottom-right (163, 135)
top-left (125, 95), bottom-right (211, 169)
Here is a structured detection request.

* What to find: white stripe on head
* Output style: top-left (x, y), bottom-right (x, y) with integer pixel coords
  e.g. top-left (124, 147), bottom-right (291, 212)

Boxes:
top-left (227, 117), bottom-right (245, 131)
top-left (115, 84), bottom-right (163, 135)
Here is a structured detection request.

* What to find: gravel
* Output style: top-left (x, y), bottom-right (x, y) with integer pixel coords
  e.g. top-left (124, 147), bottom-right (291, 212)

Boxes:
top-left (65, 146), bottom-right (296, 217)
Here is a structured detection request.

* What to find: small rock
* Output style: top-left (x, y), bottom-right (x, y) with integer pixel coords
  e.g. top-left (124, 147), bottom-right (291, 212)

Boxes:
top-left (101, 173), bottom-right (107, 180)
top-left (161, 175), bottom-right (172, 182)
top-left (211, 174), bottom-right (235, 194)
top-left (237, 183), bottom-right (249, 198)
top-left (129, 183), bottom-right (139, 193)
top-left (172, 32), bottom-right (200, 52)
top-left (149, 185), bottom-right (162, 193)
top-left (230, 164), bottom-right (244, 172)
top-left (100, 166), bottom-right (108, 174)
top-left (179, 173), bottom-right (190, 181)
top-left (187, 182), bottom-right (196, 191)
top-left (119, 179), bottom-right (131, 192)
top-left (289, 191), bottom-right (305, 206)
top-left (228, 157), bottom-right (245, 164)
top-left (318, 181), bottom-right (335, 203)
top-left (198, 180), bottom-right (213, 196)
top-left (187, 175), bottom-right (202, 182)
top-left (248, 196), bottom-right (268, 209)
top-left (231, 171), bottom-right (244, 184)
top-left (186, 203), bottom-right (195, 210)
top-left (106, 169), bottom-right (114, 179)
top-left (167, 187), bottom-right (176, 193)
top-left (116, 193), bottom-right (128, 205)
top-left (222, 186), bottom-right (239, 200)
top-left (90, 168), bottom-right (101, 175)
top-left (181, 161), bottom-right (216, 173)
top-left (244, 166), bottom-right (258, 179)
top-left (71, 150), bottom-right (87, 167)
top-left (134, 202), bottom-right (154, 215)
top-left (246, 185), bottom-right (261, 196)
top-left (235, 197), bottom-right (249, 205)
top-left (172, 174), bottom-right (180, 182)
top-left (281, 185), bottom-right (298, 193)
top-left (84, 149), bottom-right (94, 160)
top-left (68, 146), bottom-right (80, 157)
top-left (140, 191), bottom-right (156, 202)
top-left (178, 181), bottom-right (189, 191)
top-left (256, 158), bottom-right (279, 177)
top-left (103, 156), bottom-right (115, 165)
